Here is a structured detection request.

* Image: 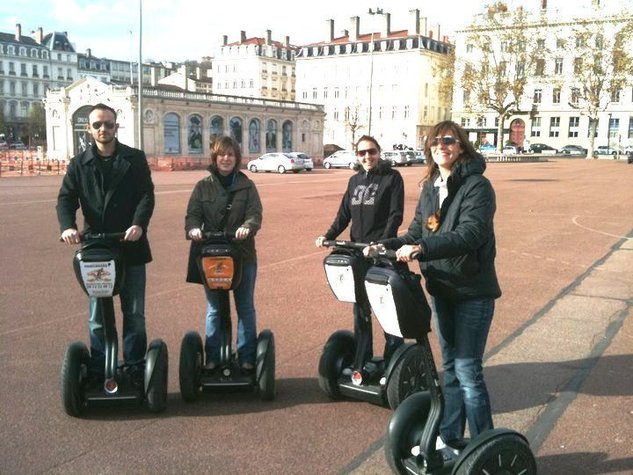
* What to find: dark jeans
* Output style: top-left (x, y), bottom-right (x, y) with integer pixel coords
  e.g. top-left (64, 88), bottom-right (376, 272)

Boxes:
top-left (434, 296), bottom-right (495, 441)
top-left (88, 264), bottom-right (148, 372)
top-left (353, 300), bottom-right (404, 368)
top-left (204, 260), bottom-right (257, 366)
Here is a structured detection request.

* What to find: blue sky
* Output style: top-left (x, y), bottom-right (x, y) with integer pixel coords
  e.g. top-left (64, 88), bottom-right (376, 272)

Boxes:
top-left (0, 0), bottom-right (582, 63)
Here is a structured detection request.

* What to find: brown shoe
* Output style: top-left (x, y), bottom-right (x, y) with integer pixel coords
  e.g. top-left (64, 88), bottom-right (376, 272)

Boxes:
top-left (241, 362), bottom-right (255, 371)
top-left (204, 361), bottom-right (217, 370)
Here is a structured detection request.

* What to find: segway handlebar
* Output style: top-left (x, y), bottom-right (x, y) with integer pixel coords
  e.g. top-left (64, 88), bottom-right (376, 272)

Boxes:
top-left (59, 232), bottom-right (126, 242)
top-left (186, 230), bottom-right (233, 242)
top-left (322, 239), bottom-right (397, 259)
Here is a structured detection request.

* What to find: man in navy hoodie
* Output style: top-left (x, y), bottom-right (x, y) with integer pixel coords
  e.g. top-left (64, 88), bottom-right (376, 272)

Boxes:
top-left (316, 135), bottom-right (405, 368)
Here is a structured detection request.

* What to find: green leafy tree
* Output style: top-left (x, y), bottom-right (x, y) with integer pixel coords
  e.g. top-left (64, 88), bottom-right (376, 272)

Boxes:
top-left (459, 3), bottom-right (544, 151)
top-left (564, 12), bottom-right (633, 157)
top-left (26, 102), bottom-right (47, 147)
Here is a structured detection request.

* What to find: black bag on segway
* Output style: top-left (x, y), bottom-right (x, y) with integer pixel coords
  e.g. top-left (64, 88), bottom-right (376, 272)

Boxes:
top-left (364, 264), bottom-right (431, 339)
top-left (73, 242), bottom-right (125, 298)
top-left (323, 248), bottom-right (368, 304)
top-left (197, 241), bottom-right (243, 290)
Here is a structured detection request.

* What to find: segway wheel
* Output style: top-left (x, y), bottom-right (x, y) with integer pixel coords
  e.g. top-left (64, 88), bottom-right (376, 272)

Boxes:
top-left (385, 391), bottom-right (432, 474)
top-left (256, 329), bottom-right (275, 401)
top-left (452, 432), bottom-right (537, 475)
top-left (61, 341), bottom-right (90, 417)
top-left (145, 339), bottom-right (168, 413)
top-left (317, 330), bottom-right (355, 400)
top-left (179, 331), bottom-right (203, 402)
top-left (386, 344), bottom-right (428, 410)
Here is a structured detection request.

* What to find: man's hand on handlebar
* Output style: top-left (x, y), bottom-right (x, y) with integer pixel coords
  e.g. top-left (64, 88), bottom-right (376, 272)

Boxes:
top-left (315, 236), bottom-right (326, 248)
top-left (188, 228), bottom-right (203, 241)
top-left (362, 243), bottom-right (385, 257)
top-left (60, 228), bottom-right (80, 244)
top-left (395, 244), bottom-right (422, 262)
top-left (235, 226), bottom-right (250, 240)
top-left (124, 224), bottom-right (143, 242)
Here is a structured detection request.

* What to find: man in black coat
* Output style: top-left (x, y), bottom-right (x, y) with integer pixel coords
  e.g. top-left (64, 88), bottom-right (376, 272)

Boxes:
top-left (57, 103), bottom-right (155, 381)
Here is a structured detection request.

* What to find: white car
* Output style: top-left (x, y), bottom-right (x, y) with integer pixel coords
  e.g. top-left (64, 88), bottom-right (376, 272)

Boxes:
top-left (288, 152), bottom-right (313, 171)
top-left (381, 150), bottom-right (415, 166)
top-left (247, 152), bottom-right (305, 174)
top-left (502, 145), bottom-right (520, 155)
top-left (323, 150), bottom-right (359, 170)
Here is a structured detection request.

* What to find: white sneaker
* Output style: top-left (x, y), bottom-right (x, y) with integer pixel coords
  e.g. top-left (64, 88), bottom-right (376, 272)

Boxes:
top-left (435, 436), bottom-right (446, 450)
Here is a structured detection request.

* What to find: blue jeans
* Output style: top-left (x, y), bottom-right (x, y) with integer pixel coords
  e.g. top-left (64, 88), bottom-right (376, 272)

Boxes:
top-left (433, 297), bottom-right (494, 441)
top-left (204, 260), bottom-right (257, 366)
top-left (89, 264), bottom-right (147, 371)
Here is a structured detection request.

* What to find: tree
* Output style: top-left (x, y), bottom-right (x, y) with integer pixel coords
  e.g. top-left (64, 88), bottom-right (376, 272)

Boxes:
top-left (459, 3), bottom-right (544, 151)
top-left (564, 12), bottom-right (633, 158)
top-left (26, 101), bottom-right (47, 146)
top-left (343, 103), bottom-right (364, 149)
top-left (0, 109), bottom-right (6, 139)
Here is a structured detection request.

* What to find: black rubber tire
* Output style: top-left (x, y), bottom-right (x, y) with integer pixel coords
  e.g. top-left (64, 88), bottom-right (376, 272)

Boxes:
top-left (453, 433), bottom-right (537, 475)
top-left (385, 391), bottom-right (432, 474)
top-left (256, 330), bottom-right (276, 401)
top-left (179, 331), bottom-right (203, 403)
top-left (61, 341), bottom-right (90, 417)
top-left (146, 340), bottom-right (168, 413)
top-left (277, 165), bottom-right (286, 174)
top-left (249, 165), bottom-right (257, 172)
top-left (317, 330), bottom-right (355, 399)
top-left (386, 345), bottom-right (428, 410)
top-left (324, 162), bottom-right (331, 169)
top-left (349, 162), bottom-right (356, 170)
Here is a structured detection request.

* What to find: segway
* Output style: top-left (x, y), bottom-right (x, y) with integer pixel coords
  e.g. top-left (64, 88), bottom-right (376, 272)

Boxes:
top-left (378, 255), bottom-right (537, 474)
top-left (60, 232), bottom-right (168, 417)
top-left (318, 240), bottom-right (430, 409)
top-left (179, 232), bottom-right (275, 402)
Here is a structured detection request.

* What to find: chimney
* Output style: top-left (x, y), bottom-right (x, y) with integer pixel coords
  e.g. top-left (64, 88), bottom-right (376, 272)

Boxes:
top-left (435, 23), bottom-right (441, 41)
top-left (420, 17), bottom-right (428, 36)
top-left (34, 27), bottom-right (43, 44)
top-left (349, 16), bottom-right (360, 42)
top-left (15, 23), bottom-right (21, 41)
top-left (240, 30), bottom-right (246, 42)
top-left (541, 0), bottom-right (547, 9)
top-left (381, 12), bottom-right (391, 38)
top-left (223, 35), bottom-right (228, 46)
top-left (326, 19), bottom-right (335, 42)
top-left (409, 9), bottom-right (420, 35)
top-left (285, 36), bottom-right (290, 48)
top-left (266, 29), bottom-right (272, 45)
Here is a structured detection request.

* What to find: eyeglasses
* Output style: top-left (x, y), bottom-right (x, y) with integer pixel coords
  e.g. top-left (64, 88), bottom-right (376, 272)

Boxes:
top-left (431, 136), bottom-right (459, 147)
top-left (91, 121), bottom-right (116, 130)
top-left (356, 148), bottom-right (378, 157)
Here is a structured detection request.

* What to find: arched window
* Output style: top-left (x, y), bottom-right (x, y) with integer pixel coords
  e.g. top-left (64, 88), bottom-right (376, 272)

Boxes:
top-left (266, 119), bottom-right (277, 152)
top-left (187, 114), bottom-right (203, 154)
top-left (164, 112), bottom-right (181, 154)
top-left (248, 119), bottom-right (261, 154)
top-left (209, 115), bottom-right (224, 146)
top-left (229, 116), bottom-right (243, 147)
top-left (282, 120), bottom-right (293, 152)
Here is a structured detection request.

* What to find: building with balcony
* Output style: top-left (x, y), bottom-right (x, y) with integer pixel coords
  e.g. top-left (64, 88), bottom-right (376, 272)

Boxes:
top-left (295, 9), bottom-right (453, 150)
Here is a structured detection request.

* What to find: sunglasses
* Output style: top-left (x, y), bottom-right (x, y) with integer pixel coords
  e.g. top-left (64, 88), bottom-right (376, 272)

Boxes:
top-left (356, 148), bottom-right (379, 157)
top-left (431, 136), bottom-right (459, 147)
top-left (91, 121), bottom-right (116, 130)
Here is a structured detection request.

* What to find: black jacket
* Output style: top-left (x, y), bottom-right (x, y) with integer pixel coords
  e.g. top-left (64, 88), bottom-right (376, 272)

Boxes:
top-left (185, 171), bottom-right (263, 284)
top-left (382, 155), bottom-right (501, 301)
top-left (56, 141), bottom-right (155, 265)
top-left (324, 160), bottom-right (404, 243)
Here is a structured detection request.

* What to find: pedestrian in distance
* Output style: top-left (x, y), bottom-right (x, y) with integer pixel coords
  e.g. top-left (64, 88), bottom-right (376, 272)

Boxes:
top-left (57, 102), bottom-right (155, 383)
top-left (185, 136), bottom-right (263, 371)
top-left (365, 120), bottom-right (501, 446)
top-left (316, 134), bottom-right (405, 365)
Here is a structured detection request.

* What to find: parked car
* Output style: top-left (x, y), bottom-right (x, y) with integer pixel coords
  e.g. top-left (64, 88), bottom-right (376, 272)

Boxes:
top-left (593, 145), bottom-right (623, 157)
top-left (322, 150), bottom-right (359, 170)
top-left (247, 152), bottom-right (305, 174)
top-left (529, 143), bottom-right (557, 154)
top-left (381, 150), bottom-right (414, 166)
top-left (624, 145), bottom-right (633, 155)
top-left (0, 140), bottom-right (8, 150)
top-left (558, 145), bottom-right (587, 156)
top-left (288, 152), bottom-right (313, 171)
top-left (628, 151), bottom-right (633, 164)
top-left (478, 143), bottom-right (496, 155)
top-left (502, 144), bottom-right (520, 155)
top-left (413, 150), bottom-right (425, 164)
top-left (9, 141), bottom-right (27, 150)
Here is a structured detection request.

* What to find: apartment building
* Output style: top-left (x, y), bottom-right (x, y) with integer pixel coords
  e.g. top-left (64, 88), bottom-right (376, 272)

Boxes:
top-left (295, 9), bottom-right (453, 150)
top-left (452, 0), bottom-right (633, 154)
top-left (213, 30), bottom-right (297, 101)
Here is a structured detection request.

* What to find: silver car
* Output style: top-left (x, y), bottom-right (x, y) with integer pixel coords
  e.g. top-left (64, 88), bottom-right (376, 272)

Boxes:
top-left (247, 152), bottom-right (305, 174)
top-left (288, 152), bottom-right (313, 171)
top-left (381, 150), bottom-right (414, 166)
top-left (323, 150), bottom-right (359, 170)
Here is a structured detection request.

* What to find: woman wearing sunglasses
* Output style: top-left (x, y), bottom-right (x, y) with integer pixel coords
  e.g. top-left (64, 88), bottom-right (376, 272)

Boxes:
top-left (366, 120), bottom-right (501, 449)
top-left (316, 135), bottom-right (405, 366)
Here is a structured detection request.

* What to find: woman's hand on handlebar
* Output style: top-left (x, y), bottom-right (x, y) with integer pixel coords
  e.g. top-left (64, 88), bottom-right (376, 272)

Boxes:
top-left (188, 228), bottom-right (203, 241)
top-left (362, 243), bottom-right (385, 257)
top-left (315, 236), bottom-right (326, 248)
top-left (60, 228), bottom-right (80, 244)
top-left (395, 244), bottom-right (422, 262)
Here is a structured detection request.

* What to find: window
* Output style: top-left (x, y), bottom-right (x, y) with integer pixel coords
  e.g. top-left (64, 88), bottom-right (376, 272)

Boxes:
top-left (533, 89), bottom-right (542, 104)
top-left (553, 88), bottom-right (561, 104)
top-left (404, 105), bottom-right (410, 119)
top-left (568, 116), bottom-right (580, 137)
top-left (571, 88), bottom-right (580, 104)
top-left (554, 58), bottom-right (563, 75)
top-left (163, 113), bottom-right (181, 154)
top-left (537, 39), bottom-right (546, 49)
top-left (587, 118), bottom-right (598, 138)
top-left (187, 115), bottom-right (203, 154)
top-left (248, 119), bottom-right (261, 154)
top-left (312, 88), bottom-right (317, 100)
top-left (628, 117), bottom-right (633, 139)
top-left (20, 63), bottom-right (27, 76)
top-left (466, 44), bottom-right (474, 53)
top-left (209, 115), bottom-right (224, 144)
top-left (574, 57), bottom-right (583, 74)
top-left (608, 117), bottom-right (619, 139)
top-left (391, 106), bottom-right (397, 119)
top-left (535, 59), bottom-right (545, 76)
top-left (531, 116), bottom-right (541, 137)
top-left (610, 89), bottom-right (621, 103)
top-left (266, 119), bottom-right (277, 152)
top-left (282, 120), bottom-right (293, 152)
top-left (549, 117), bottom-right (560, 137)
top-left (229, 116), bottom-right (243, 146)
top-left (556, 38), bottom-right (565, 49)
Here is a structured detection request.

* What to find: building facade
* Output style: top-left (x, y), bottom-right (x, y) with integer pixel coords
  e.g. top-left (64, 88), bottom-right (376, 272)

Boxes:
top-left (44, 77), bottom-right (325, 162)
top-left (295, 9), bottom-right (453, 150)
top-left (452, 0), bottom-right (633, 154)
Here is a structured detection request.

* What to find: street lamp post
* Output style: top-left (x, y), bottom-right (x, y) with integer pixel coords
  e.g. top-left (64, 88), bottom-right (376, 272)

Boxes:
top-left (367, 8), bottom-right (383, 136)
top-left (607, 112), bottom-right (612, 157)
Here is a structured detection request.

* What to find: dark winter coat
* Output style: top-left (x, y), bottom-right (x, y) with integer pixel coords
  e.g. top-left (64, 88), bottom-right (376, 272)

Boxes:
top-left (381, 154), bottom-right (501, 301)
top-left (185, 171), bottom-right (262, 284)
top-left (56, 141), bottom-right (155, 265)
top-left (324, 160), bottom-right (404, 243)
